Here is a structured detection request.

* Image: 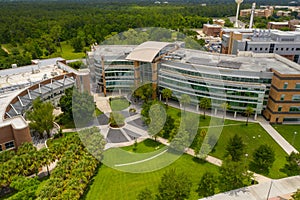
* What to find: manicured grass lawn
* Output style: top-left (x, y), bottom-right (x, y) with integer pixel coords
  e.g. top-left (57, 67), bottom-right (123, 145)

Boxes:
top-left (109, 97), bottom-right (130, 111)
top-left (166, 107), bottom-right (288, 179)
top-left (122, 139), bottom-right (165, 153)
top-left (273, 124), bottom-right (300, 151)
top-left (84, 140), bottom-right (219, 200)
top-left (210, 123), bottom-right (288, 179)
top-left (58, 41), bottom-right (85, 60)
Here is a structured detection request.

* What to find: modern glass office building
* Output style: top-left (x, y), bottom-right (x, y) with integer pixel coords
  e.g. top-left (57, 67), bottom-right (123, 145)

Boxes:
top-left (88, 41), bottom-right (300, 123)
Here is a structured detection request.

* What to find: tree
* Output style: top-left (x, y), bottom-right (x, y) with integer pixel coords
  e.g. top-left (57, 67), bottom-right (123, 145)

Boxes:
top-left (251, 144), bottom-right (275, 174)
top-left (244, 106), bottom-right (254, 126)
top-left (27, 97), bottom-right (54, 138)
top-left (180, 94), bottom-right (191, 113)
top-left (292, 189), bottom-right (300, 200)
top-left (137, 188), bottom-right (153, 200)
top-left (161, 88), bottom-right (172, 105)
top-left (197, 172), bottom-right (218, 198)
top-left (225, 134), bottom-right (246, 162)
top-left (109, 112), bottom-right (125, 128)
top-left (219, 158), bottom-right (253, 192)
top-left (72, 89), bottom-right (95, 127)
top-left (9, 176), bottom-right (40, 200)
top-left (39, 148), bottom-right (51, 176)
top-left (199, 97), bottom-right (211, 119)
top-left (282, 152), bottom-right (300, 176)
top-left (134, 83), bottom-right (153, 102)
top-left (79, 127), bottom-right (106, 160)
top-left (220, 102), bottom-right (230, 122)
top-left (157, 169), bottom-right (192, 200)
top-left (169, 128), bottom-right (190, 153)
top-left (148, 103), bottom-right (166, 140)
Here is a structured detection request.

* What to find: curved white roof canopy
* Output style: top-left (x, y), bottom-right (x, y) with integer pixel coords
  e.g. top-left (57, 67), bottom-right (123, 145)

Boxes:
top-left (126, 41), bottom-right (173, 63)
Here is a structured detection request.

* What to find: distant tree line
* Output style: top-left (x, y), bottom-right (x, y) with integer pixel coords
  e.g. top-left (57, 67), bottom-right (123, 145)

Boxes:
top-left (0, 1), bottom-right (237, 69)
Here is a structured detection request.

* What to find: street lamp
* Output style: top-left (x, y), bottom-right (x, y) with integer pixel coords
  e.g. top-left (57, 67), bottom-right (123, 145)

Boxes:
top-left (244, 153), bottom-right (248, 167)
top-left (292, 131), bottom-right (297, 146)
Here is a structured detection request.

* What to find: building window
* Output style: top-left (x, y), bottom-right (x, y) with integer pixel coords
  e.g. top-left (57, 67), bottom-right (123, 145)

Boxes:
top-left (5, 141), bottom-right (14, 150)
top-left (286, 48), bottom-right (289, 51)
top-left (283, 82), bottom-right (288, 89)
top-left (281, 48), bottom-right (284, 51)
top-left (296, 83), bottom-right (300, 89)
top-left (278, 106), bottom-right (282, 112)
top-left (296, 48), bottom-right (300, 51)
top-left (292, 94), bottom-right (300, 101)
top-left (289, 106), bottom-right (300, 112)
top-left (265, 48), bottom-right (268, 51)
top-left (292, 48), bottom-right (294, 51)
top-left (0, 145), bottom-right (2, 152)
top-left (249, 48), bottom-right (252, 50)
top-left (280, 94), bottom-right (285, 101)
top-left (260, 48), bottom-right (263, 51)
top-left (276, 48), bottom-right (278, 51)
top-left (255, 48), bottom-right (257, 51)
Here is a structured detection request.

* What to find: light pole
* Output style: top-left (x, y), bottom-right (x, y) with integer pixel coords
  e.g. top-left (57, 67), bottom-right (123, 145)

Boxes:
top-left (244, 153), bottom-right (248, 167)
top-left (292, 131), bottom-right (297, 146)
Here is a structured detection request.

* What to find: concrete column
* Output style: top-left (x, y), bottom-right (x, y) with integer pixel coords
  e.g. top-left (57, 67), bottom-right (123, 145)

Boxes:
top-left (254, 113), bottom-right (257, 120)
top-left (119, 89), bottom-right (121, 95)
top-left (101, 56), bottom-right (106, 97)
top-left (196, 104), bottom-right (199, 112)
top-left (134, 61), bottom-right (140, 88)
top-left (152, 63), bottom-right (158, 99)
top-left (215, 108), bottom-right (218, 115)
top-left (180, 103), bottom-right (182, 109)
top-left (234, 111), bottom-right (237, 118)
top-left (159, 94), bottom-right (162, 101)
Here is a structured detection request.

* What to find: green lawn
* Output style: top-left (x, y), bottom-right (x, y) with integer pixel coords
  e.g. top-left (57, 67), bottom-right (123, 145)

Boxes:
top-left (210, 123), bottom-right (288, 179)
top-left (273, 124), bottom-right (300, 151)
top-left (122, 139), bottom-right (165, 153)
top-left (58, 41), bottom-right (85, 60)
top-left (84, 139), bottom-right (219, 200)
top-left (166, 107), bottom-right (288, 179)
top-left (109, 97), bottom-right (130, 111)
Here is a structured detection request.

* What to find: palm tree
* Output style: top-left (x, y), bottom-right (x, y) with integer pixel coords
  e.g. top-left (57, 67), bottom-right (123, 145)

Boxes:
top-left (161, 88), bottom-right (172, 105)
top-left (244, 106), bottom-right (254, 126)
top-left (220, 102), bottom-right (230, 122)
top-left (180, 94), bottom-right (191, 113)
top-left (39, 148), bottom-right (51, 176)
top-left (199, 97), bottom-right (211, 119)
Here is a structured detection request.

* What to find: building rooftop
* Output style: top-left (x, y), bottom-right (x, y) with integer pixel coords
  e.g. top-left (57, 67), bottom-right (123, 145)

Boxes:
top-left (126, 41), bottom-right (175, 62)
top-left (0, 57), bottom-right (69, 93)
top-left (91, 42), bottom-right (300, 75)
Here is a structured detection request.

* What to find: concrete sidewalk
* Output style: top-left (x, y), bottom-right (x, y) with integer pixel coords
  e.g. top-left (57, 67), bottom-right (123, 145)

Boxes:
top-left (258, 117), bottom-right (298, 154)
top-left (156, 137), bottom-right (271, 184)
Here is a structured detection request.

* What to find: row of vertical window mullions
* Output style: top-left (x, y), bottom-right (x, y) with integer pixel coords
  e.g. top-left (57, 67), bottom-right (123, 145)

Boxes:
top-left (159, 75), bottom-right (264, 95)
top-left (159, 82), bottom-right (260, 104)
top-left (161, 65), bottom-right (271, 84)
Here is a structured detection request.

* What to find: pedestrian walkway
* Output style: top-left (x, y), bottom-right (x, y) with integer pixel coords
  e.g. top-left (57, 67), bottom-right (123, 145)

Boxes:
top-left (167, 99), bottom-right (298, 155)
top-left (258, 117), bottom-right (298, 154)
top-left (200, 175), bottom-right (300, 200)
top-left (156, 137), bottom-right (271, 184)
top-left (166, 100), bottom-right (257, 123)
top-left (94, 94), bottom-right (112, 113)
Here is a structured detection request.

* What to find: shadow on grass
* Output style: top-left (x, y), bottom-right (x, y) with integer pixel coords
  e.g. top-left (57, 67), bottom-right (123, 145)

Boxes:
top-left (249, 161), bottom-right (270, 176)
top-left (192, 157), bottom-right (207, 164)
top-left (143, 139), bottom-right (162, 147)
